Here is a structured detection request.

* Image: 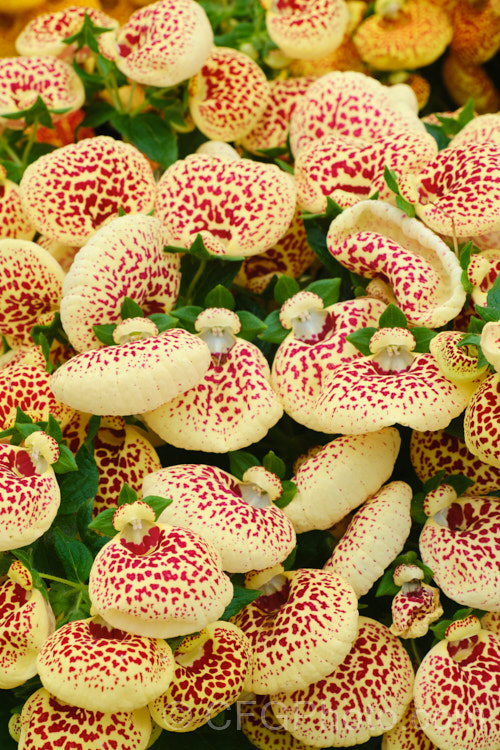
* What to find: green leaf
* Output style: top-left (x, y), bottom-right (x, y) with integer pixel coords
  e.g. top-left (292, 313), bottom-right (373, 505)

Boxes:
top-left (259, 309), bottom-right (288, 344)
top-left (88, 508), bottom-right (116, 537)
top-left (424, 122), bottom-right (451, 150)
top-left (410, 326), bottom-right (437, 353)
top-left (171, 305), bottom-right (204, 332)
top-left (185, 234), bottom-right (212, 259)
top-left (395, 194), bottom-right (416, 218)
top-left (256, 145), bottom-right (289, 159)
top-left (236, 310), bottom-right (267, 341)
top-left (410, 491), bottom-right (427, 524)
top-left (62, 11), bottom-right (114, 53)
top-left (204, 285), bottom-right (235, 310)
top-left (221, 584), bottom-right (260, 620)
top-left (148, 313), bottom-right (178, 332)
top-left (282, 546), bottom-right (297, 571)
top-left (48, 581), bottom-right (91, 627)
top-left (383, 165), bottom-right (400, 195)
top-left (346, 327), bottom-right (377, 356)
top-left (304, 224), bottom-right (345, 277)
top-left (459, 240), bottom-right (475, 294)
top-left (45, 414), bottom-right (63, 444)
top-left (118, 483), bottom-right (138, 506)
top-left (274, 276), bottom-right (300, 306)
top-left (112, 112), bottom-right (178, 169)
top-left (274, 480), bottom-right (298, 508)
top-left (83, 415), bottom-right (101, 453)
top-left (445, 474), bottom-right (476, 497)
top-left (378, 303), bottom-right (407, 329)
top-left (423, 469), bottom-right (447, 493)
top-left (305, 278), bottom-right (341, 308)
top-left (430, 606), bottom-right (481, 641)
top-left (53, 529), bottom-right (93, 583)
top-left (143, 495), bottom-right (173, 519)
top-left (52, 443), bottom-right (78, 474)
top-left (375, 567), bottom-right (399, 597)
top-left (78, 100), bottom-right (116, 130)
top-left (1, 95), bottom-right (57, 129)
top-left (325, 196), bottom-right (344, 219)
top-left (457, 98), bottom-right (475, 128)
top-left (262, 451), bottom-right (285, 479)
top-left (57, 444), bottom-right (99, 514)
top-left (15, 407), bottom-right (33, 424)
top-left (76, 499), bottom-right (111, 555)
top-left (275, 158), bottom-right (294, 174)
top-left (91, 323), bottom-right (116, 346)
top-left (469, 316), bottom-right (485, 334)
top-left (228, 450), bottom-right (260, 480)
top-left (120, 297), bottom-right (144, 319)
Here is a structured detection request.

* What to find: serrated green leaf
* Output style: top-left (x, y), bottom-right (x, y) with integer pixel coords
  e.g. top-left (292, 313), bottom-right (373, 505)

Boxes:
top-left (92, 324), bottom-right (116, 346)
top-left (410, 327), bottom-right (437, 353)
top-left (262, 451), bottom-right (285, 480)
top-left (53, 529), bottom-right (93, 583)
top-left (259, 309), bottom-right (288, 344)
top-left (143, 495), bottom-right (173, 519)
top-left (305, 278), bottom-right (341, 307)
top-left (148, 313), bottom-right (177, 332)
top-left (52, 443), bottom-right (78, 474)
top-left (120, 297), bottom-right (144, 319)
top-left (228, 450), bottom-right (260, 480)
top-left (274, 480), bottom-right (298, 508)
top-left (57, 444), bottom-right (99, 514)
top-left (118, 483), bottom-right (138, 506)
top-left (346, 327), bottom-right (377, 356)
top-left (204, 285), bottom-right (235, 310)
top-left (115, 112), bottom-right (178, 169)
top-left (274, 276), bottom-right (300, 306)
top-left (378, 303), bottom-right (407, 329)
top-left (88, 508), bottom-right (116, 537)
top-left (236, 310), bottom-right (266, 341)
top-left (221, 584), bottom-right (261, 620)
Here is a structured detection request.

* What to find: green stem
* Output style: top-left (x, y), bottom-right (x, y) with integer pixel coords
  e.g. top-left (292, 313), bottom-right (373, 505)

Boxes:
top-left (39, 573), bottom-right (85, 590)
top-left (185, 257), bottom-right (208, 305)
top-left (20, 119), bottom-right (38, 171)
top-left (97, 58), bottom-right (123, 112)
top-left (409, 637), bottom-right (422, 667)
top-left (0, 139), bottom-right (22, 166)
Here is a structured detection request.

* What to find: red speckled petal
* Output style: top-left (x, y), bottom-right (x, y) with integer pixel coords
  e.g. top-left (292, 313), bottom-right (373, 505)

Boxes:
top-left (411, 428), bottom-right (500, 495)
top-left (419, 495), bottom-right (500, 610)
top-left (382, 699), bottom-right (438, 750)
top-left (315, 352), bottom-right (478, 435)
top-left (142, 463), bottom-right (295, 573)
top-left (60, 214), bottom-right (180, 352)
top-left (88, 523), bottom-right (233, 638)
top-left (448, 113), bottom-right (500, 150)
top-left (231, 568), bottom-right (358, 695)
top-left (399, 144), bottom-right (500, 237)
top-left (324, 481), bottom-right (412, 597)
top-left (464, 374), bottom-right (500, 468)
top-left (37, 617), bottom-right (175, 712)
top-left (326, 200), bottom-right (465, 328)
top-left (155, 154), bottom-right (296, 258)
top-left (236, 208), bottom-right (316, 294)
top-left (143, 338), bottom-right (283, 452)
top-left (0, 566), bottom-right (55, 689)
top-left (111, 0), bottom-right (213, 87)
top-left (289, 70), bottom-right (424, 156)
top-left (49, 328), bottom-right (211, 416)
top-left (188, 46), bottom-right (271, 141)
top-left (18, 688), bottom-right (151, 750)
top-left (413, 626), bottom-right (500, 750)
top-left (296, 130), bottom-right (437, 212)
top-left (149, 621), bottom-right (250, 731)
top-left (0, 239), bottom-right (64, 347)
top-left (0, 346), bottom-right (74, 430)
top-left (15, 7), bottom-right (119, 59)
top-left (19, 136), bottom-right (157, 246)
top-left (0, 57), bottom-right (84, 128)
top-left (240, 693), bottom-right (316, 750)
top-left (272, 296), bottom-right (387, 430)
top-left (0, 178), bottom-right (35, 241)
top-left (264, 0), bottom-right (349, 61)
top-left (0, 443), bottom-right (60, 551)
top-left (239, 76), bottom-right (315, 155)
top-left (270, 617), bottom-right (414, 747)
top-left (286, 428), bottom-right (401, 533)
